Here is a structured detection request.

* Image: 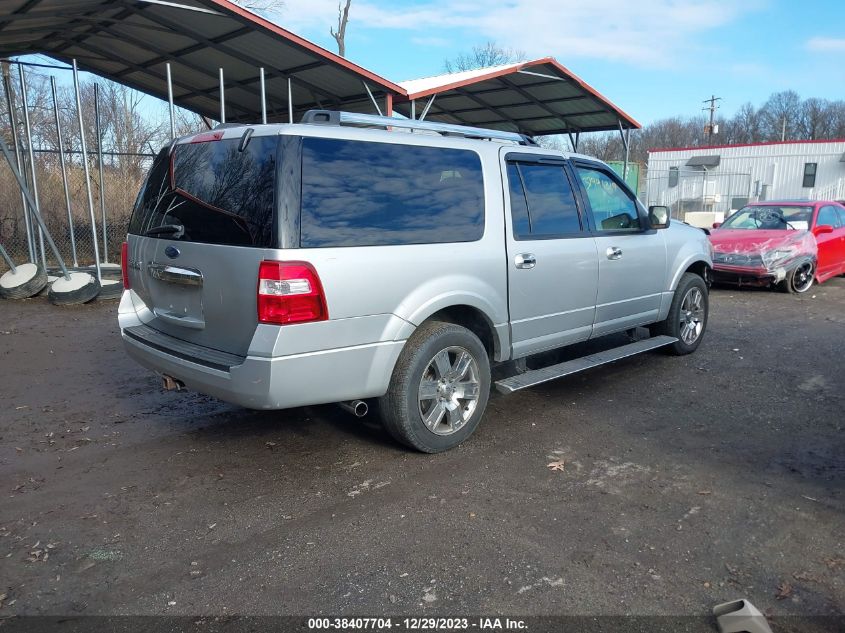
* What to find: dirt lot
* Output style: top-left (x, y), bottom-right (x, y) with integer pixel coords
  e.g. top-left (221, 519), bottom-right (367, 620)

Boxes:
top-left (0, 281), bottom-right (843, 622)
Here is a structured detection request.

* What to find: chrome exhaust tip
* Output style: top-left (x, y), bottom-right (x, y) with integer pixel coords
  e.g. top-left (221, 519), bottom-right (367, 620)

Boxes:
top-left (338, 400), bottom-right (368, 418)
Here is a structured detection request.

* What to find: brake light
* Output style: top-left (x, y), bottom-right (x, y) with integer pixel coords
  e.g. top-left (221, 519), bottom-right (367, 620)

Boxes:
top-left (257, 260), bottom-right (328, 325)
top-left (189, 130), bottom-right (224, 144)
top-left (121, 241), bottom-right (130, 290)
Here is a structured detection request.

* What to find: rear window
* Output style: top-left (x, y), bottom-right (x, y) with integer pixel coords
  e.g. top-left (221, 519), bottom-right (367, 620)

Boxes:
top-left (300, 138), bottom-right (484, 247)
top-left (129, 135), bottom-right (278, 247)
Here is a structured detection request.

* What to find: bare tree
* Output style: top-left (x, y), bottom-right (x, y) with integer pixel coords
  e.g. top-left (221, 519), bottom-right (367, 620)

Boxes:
top-left (727, 102), bottom-right (761, 144)
top-left (798, 97), bottom-right (832, 140)
top-left (759, 90), bottom-right (801, 141)
top-left (444, 41), bottom-right (525, 73)
top-left (330, 0), bottom-right (352, 58)
top-left (830, 101), bottom-right (845, 138)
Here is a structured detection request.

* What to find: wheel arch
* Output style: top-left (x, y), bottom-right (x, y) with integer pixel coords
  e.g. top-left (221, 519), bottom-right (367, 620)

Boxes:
top-left (396, 300), bottom-right (507, 362)
top-left (670, 256), bottom-right (712, 290)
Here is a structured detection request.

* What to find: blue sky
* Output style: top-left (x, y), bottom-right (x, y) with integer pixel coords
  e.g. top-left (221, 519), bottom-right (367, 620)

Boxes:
top-left (272, 0), bottom-right (845, 124)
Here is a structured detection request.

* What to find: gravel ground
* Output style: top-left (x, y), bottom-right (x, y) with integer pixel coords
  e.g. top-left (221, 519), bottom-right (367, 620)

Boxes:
top-left (0, 281), bottom-right (843, 624)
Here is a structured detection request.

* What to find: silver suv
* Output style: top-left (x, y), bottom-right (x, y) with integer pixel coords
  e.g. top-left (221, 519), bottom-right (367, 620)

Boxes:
top-left (119, 111), bottom-right (711, 452)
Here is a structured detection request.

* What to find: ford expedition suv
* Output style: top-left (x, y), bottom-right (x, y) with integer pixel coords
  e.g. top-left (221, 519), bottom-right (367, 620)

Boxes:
top-left (119, 111), bottom-right (712, 452)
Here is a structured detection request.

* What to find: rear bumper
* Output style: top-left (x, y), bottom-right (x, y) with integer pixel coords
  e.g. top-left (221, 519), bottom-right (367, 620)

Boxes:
top-left (119, 293), bottom-right (405, 410)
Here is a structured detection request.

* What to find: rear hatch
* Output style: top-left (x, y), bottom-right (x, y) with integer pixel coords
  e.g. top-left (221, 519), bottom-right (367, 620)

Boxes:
top-left (126, 130), bottom-right (279, 356)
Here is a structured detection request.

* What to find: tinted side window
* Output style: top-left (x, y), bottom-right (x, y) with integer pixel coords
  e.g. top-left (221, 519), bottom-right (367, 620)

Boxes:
top-left (129, 148), bottom-right (169, 235)
top-left (506, 163), bottom-right (531, 238)
top-left (129, 137), bottom-right (278, 247)
top-left (576, 166), bottom-right (642, 232)
top-left (507, 162), bottom-right (581, 238)
top-left (817, 206), bottom-right (842, 228)
top-left (300, 138), bottom-right (484, 247)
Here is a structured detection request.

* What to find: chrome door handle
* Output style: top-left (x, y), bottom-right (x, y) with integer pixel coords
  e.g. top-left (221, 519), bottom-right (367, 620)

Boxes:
top-left (514, 253), bottom-right (536, 269)
top-left (147, 262), bottom-right (203, 286)
top-left (606, 246), bottom-right (623, 260)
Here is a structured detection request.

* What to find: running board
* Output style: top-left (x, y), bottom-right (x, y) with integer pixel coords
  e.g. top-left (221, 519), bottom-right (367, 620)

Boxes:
top-left (495, 335), bottom-right (678, 394)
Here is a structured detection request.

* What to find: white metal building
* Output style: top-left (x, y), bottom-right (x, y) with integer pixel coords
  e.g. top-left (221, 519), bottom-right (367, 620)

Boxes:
top-left (646, 139), bottom-right (845, 224)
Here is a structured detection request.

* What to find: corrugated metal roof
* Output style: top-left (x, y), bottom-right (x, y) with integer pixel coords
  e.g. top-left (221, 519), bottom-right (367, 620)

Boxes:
top-left (0, 0), bottom-right (404, 122)
top-left (395, 58), bottom-right (640, 135)
top-left (0, 3), bottom-right (638, 136)
top-left (399, 63), bottom-right (521, 95)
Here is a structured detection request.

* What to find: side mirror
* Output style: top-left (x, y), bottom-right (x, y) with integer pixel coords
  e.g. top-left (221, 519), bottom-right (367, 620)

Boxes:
top-left (712, 222), bottom-right (722, 229)
top-left (648, 205), bottom-right (670, 229)
top-left (813, 224), bottom-right (834, 236)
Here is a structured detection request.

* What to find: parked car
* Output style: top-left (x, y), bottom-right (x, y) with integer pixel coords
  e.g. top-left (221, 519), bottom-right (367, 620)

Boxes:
top-left (119, 111), bottom-right (712, 452)
top-left (709, 200), bottom-right (845, 293)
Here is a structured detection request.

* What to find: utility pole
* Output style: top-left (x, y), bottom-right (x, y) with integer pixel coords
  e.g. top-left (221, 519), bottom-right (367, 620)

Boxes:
top-left (702, 95), bottom-right (722, 142)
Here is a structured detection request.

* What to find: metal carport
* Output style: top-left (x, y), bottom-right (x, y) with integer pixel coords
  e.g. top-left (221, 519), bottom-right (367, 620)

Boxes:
top-left (395, 57), bottom-right (640, 151)
top-left (0, 0), bottom-right (405, 122)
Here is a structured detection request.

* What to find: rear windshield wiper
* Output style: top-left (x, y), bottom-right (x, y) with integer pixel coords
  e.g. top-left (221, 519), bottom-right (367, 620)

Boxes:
top-left (144, 224), bottom-right (184, 238)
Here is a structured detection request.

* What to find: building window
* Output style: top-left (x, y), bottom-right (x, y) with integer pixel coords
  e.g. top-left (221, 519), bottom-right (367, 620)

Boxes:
top-left (802, 163), bottom-right (817, 188)
top-left (668, 166), bottom-right (679, 188)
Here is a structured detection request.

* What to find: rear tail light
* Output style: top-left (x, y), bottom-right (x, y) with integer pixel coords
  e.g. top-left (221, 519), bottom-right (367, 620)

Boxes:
top-left (257, 260), bottom-right (328, 325)
top-left (121, 241), bottom-right (130, 290)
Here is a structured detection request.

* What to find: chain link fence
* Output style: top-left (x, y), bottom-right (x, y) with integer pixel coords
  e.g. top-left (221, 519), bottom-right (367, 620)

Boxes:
top-left (1, 147), bottom-right (151, 272)
top-left (644, 169), bottom-right (753, 222)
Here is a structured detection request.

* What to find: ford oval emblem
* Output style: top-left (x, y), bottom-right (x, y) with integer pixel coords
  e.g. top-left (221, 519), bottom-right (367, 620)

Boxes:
top-left (165, 245), bottom-right (180, 259)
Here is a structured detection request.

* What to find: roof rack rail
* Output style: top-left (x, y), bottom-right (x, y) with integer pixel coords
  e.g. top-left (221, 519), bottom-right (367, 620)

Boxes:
top-left (301, 109), bottom-right (537, 146)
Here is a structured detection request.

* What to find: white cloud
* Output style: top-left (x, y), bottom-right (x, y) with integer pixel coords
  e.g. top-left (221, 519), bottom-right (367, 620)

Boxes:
top-left (806, 37), bottom-right (845, 52)
top-left (279, 0), bottom-right (763, 67)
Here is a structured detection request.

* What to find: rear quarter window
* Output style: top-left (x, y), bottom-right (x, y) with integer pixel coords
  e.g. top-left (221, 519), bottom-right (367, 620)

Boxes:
top-left (300, 138), bottom-right (485, 247)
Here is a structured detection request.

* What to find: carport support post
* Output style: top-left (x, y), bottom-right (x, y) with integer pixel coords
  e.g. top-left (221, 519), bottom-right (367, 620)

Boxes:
top-left (419, 94), bottom-right (436, 121)
top-left (410, 99), bottom-right (415, 120)
top-left (259, 67), bottom-right (267, 124)
top-left (0, 138), bottom-right (70, 280)
top-left (51, 76), bottom-right (78, 267)
top-left (219, 68), bottom-right (225, 124)
top-left (94, 83), bottom-right (109, 263)
top-left (72, 59), bottom-right (102, 284)
top-left (287, 77), bottom-right (292, 124)
top-left (0, 243), bottom-right (17, 273)
top-left (617, 119), bottom-right (630, 182)
top-left (19, 65), bottom-right (46, 270)
top-left (166, 63), bottom-right (175, 139)
top-left (362, 82), bottom-right (382, 116)
top-left (2, 67), bottom-right (35, 262)
top-left (624, 128), bottom-right (631, 182)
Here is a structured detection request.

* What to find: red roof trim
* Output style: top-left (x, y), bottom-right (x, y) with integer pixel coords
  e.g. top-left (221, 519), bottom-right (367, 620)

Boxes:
top-left (207, 0), bottom-right (406, 94)
top-left (397, 57), bottom-right (640, 130)
top-left (648, 138), bottom-right (845, 153)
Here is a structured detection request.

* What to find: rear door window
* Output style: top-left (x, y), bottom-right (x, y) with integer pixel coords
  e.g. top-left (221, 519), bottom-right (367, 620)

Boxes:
top-left (300, 138), bottom-right (484, 247)
top-left (129, 135), bottom-right (278, 247)
top-left (507, 162), bottom-right (582, 238)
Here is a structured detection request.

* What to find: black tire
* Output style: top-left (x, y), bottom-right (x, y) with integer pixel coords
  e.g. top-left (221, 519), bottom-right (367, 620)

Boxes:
top-left (48, 273), bottom-right (101, 306)
top-left (649, 272), bottom-right (708, 355)
top-left (779, 260), bottom-right (814, 294)
top-left (378, 320), bottom-right (491, 453)
top-left (0, 263), bottom-right (48, 300)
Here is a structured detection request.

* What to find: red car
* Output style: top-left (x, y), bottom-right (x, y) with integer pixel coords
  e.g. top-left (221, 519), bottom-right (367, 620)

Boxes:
top-left (709, 200), bottom-right (845, 293)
